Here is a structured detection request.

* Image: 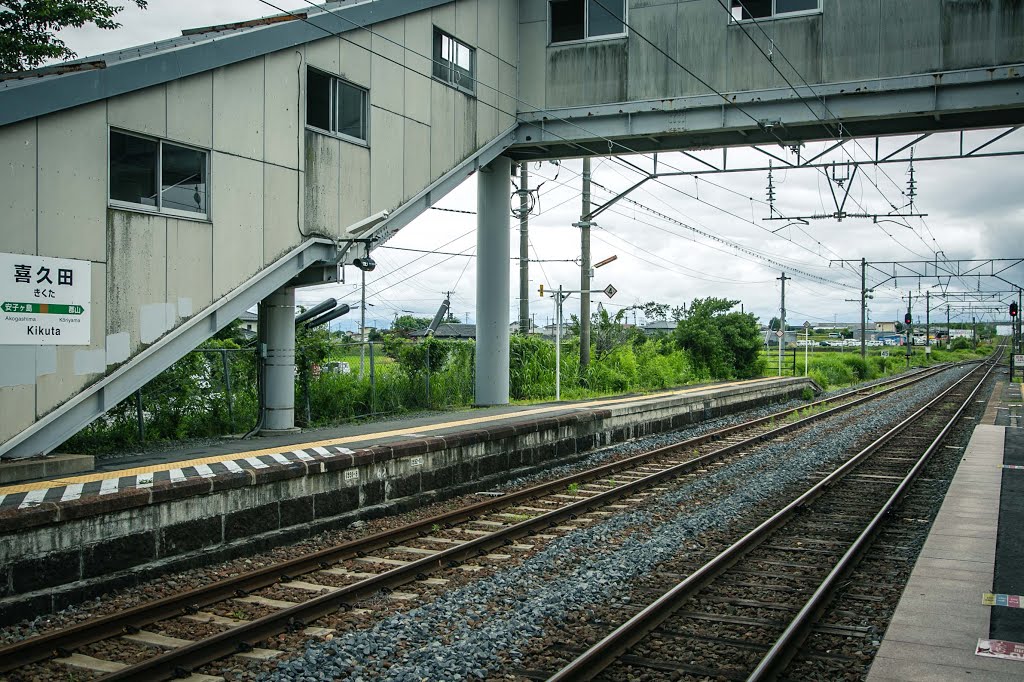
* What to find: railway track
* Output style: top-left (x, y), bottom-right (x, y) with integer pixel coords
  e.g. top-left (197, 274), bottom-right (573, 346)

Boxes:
top-left (0, 364), bottom-right (972, 681)
top-left (544, 350), bottom-right (1001, 682)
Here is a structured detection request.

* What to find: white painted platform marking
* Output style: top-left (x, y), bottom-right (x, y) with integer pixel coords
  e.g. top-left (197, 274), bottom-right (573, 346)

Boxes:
top-left (268, 453), bottom-right (290, 465)
top-left (244, 456), bottom-right (269, 469)
top-left (98, 478), bottom-right (120, 495)
top-left (193, 463), bottom-right (216, 478)
top-left (60, 483), bottom-right (85, 502)
top-left (169, 468), bottom-right (186, 483)
top-left (221, 460), bottom-right (243, 473)
top-left (18, 489), bottom-right (47, 508)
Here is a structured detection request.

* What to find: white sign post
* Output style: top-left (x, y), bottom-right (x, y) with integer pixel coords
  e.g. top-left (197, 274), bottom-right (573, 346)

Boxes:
top-left (0, 252), bottom-right (91, 345)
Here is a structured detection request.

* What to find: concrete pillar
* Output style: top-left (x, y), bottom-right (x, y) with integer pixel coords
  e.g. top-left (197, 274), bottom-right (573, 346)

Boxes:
top-left (261, 286), bottom-right (299, 433)
top-left (475, 156), bottom-right (511, 405)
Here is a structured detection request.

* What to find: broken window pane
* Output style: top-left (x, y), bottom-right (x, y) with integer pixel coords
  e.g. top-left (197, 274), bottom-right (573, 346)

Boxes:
top-left (109, 131), bottom-right (158, 207)
top-left (550, 0), bottom-right (585, 43)
top-left (588, 0), bottom-right (625, 37)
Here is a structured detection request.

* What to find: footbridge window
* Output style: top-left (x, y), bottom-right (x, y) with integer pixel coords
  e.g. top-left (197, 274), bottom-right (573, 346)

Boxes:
top-left (730, 0), bottom-right (820, 21)
top-left (109, 130), bottom-right (209, 219)
top-left (549, 0), bottom-right (626, 44)
top-left (306, 68), bottom-right (369, 144)
top-left (433, 28), bottom-right (475, 95)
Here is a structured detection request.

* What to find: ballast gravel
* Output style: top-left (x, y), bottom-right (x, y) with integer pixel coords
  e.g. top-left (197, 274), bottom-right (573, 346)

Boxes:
top-left (262, 367), bottom-right (969, 682)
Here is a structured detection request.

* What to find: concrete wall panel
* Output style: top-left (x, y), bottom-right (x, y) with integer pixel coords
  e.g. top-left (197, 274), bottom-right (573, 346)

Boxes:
top-left (36, 263), bottom-right (106, 414)
top-left (996, 0), bottom-right (1024, 64)
top-left (430, 81), bottom-right (456, 179)
top-left (0, 120), bottom-right (37, 257)
top-left (404, 119), bottom-right (431, 203)
top-left (265, 50), bottom-right (302, 169)
top-left (517, 20), bottom-right (546, 111)
top-left (878, 0), bottom-right (942, 78)
top-left (453, 91), bottom-right (477, 164)
top-left (306, 35), bottom-right (341, 76)
top-left (167, 219), bottom-right (213, 317)
top-left (339, 30), bottom-right (372, 84)
top-left (339, 143), bottom-right (371, 234)
top-left (105, 211), bottom-right (167, 351)
top-left (822, 0), bottom-right (880, 82)
top-left (476, 48), bottom-right (500, 146)
top-left (547, 45), bottom-right (590, 108)
top-left (36, 102), bottom-right (106, 262)
top-left (626, 4), bottom-right (679, 101)
top-left (166, 72), bottom-right (213, 148)
top-left (942, 0), bottom-right (996, 70)
top-left (264, 165), bottom-right (302, 259)
top-left (369, 107), bottom-right (404, 212)
top-left (371, 20), bottom-right (405, 114)
top-left (210, 153), bottom-right (264, 298)
top-left (431, 2), bottom-right (456, 35)
top-left (520, 0), bottom-right (546, 24)
top-left (455, 0), bottom-right (479, 45)
top-left (303, 131), bottom-right (341, 237)
top-left (0, 384), bottom-right (34, 444)
top-left (107, 84), bottom-right (167, 138)
top-left (497, 0), bottom-right (518, 67)
top-left (212, 58), bottom-right (265, 161)
top-left (498, 59), bottom-right (517, 130)
top-left (404, 11), bottom-right (433, 125)
top-left (479, 0), bottom-right (501, 62)
top-left (674, 0), bottom-right (726, 96)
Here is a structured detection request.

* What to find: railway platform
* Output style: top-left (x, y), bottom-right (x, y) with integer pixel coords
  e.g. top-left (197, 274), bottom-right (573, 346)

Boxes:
top-left (867, 378), bottom-right (1024, 680)
top-left (0, 375), bottom-right (816, 623)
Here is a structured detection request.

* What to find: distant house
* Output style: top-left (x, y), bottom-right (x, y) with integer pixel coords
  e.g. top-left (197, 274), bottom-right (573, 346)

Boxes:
top-left (237, 310), bottom-right (258, 339)
top-left (642, 320), bottom-right (677, 336)
top-left (411, 323), bottom-right (476, 339)
top-left (875, 321), bottom-right (897, 333)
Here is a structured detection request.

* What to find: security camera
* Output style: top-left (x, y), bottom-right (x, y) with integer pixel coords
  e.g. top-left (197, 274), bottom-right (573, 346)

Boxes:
top-left (346, 210), bottom-right (391, 239)
top-left (354, 256), bottom-right (376, 272)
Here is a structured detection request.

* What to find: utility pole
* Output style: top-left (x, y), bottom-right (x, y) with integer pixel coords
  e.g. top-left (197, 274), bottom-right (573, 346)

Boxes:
top-left (860, 258), bottom-right (867, 359)
top-left (359, 269), bottom-right (367, 379)
top-left (906, 290), bottom-right (913, 369)
top-left (777, 272), bottom-right (790, 376)
top-left (518, 163), bottom-right (530, 334)
top-left (925, 289), bottom-right (931, 351)
top-left (579, 157), bottom-right (592, 374)
top-left (555, 285), bottom-right (564, 401)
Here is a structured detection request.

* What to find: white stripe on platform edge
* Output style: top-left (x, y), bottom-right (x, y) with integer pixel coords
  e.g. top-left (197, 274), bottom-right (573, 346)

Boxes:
top-left (336, 447), bottom-right (355, 455)
top-left (98, 478), bottom-right (120, 496)
top-left (291, 450), bottom-right (314, 461)
top-left (268, 453), bottom-right (290, 465)
top-left (18, 488), bottom-right (48, 509)
top-left (61, 482), bottom-right (86, 501)
top-left (312, 446), bottom-right (334, 457)
top-left (244, 456), bottom-right (269, 469)
top-left (169, 468), bottom-right (186, 483)
top-left (135, 474), bottom-right (155, 488)
top-left (221, 460), bottom-right (244, 473)
top-left (193, 463), bottom-right (216, 478)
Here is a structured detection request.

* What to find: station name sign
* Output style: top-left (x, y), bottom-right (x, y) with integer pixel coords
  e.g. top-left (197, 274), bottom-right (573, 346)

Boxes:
top-left (0, 251), bottom-right (91, 345)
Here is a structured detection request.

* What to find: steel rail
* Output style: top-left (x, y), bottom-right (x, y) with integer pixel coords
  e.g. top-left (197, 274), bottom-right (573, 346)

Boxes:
top-left (546, 354), bottom-right (997, 682)
top-left (0, 366), bottom-right (949, 677)
top-left (748, 348), bottom-right (1002, 680)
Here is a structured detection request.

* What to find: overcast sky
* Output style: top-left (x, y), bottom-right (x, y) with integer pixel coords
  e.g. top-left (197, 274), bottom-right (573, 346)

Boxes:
top-left (56, 0), bottom-right (1024, 332)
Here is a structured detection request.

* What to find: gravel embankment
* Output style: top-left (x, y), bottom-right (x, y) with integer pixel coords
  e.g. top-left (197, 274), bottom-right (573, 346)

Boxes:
top-left (263, 367), bottom-right (969, 682)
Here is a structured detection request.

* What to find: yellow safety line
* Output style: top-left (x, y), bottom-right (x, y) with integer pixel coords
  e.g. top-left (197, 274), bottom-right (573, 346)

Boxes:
top-left (0, 377), bottom-right (783, 495)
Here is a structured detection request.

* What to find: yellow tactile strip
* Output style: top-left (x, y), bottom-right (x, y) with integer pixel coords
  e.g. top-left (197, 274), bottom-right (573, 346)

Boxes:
top-left (0, 377), bottom-right (782, 496)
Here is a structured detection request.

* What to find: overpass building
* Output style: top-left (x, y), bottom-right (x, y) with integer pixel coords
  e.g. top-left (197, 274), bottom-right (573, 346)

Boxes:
top-left (1, 0), bottom-right (1022, 459)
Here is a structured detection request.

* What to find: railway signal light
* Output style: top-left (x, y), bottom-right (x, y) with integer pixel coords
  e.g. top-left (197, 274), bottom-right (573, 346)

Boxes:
top-left (538, 284), bottom-right (544, 297)
top-left (904, 312), bottom-right (912, 325)
top-left (1011, 302), bottom-right (1018, 318)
